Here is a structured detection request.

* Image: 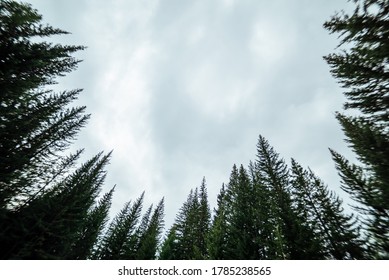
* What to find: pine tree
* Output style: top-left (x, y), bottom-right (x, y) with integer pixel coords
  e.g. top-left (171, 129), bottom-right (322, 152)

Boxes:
top-left (0, 1), bottom-right (123, 259)
top-left (196, 178), bottom-right (211, 258)
top-left (225, 164), bottom-right (262, 259)
top-left (290, 159), bottom-right (365, 259)
top-left (94, 193), bottom-right (144, 260)
top-left (0, 0), bottom-right (87, 210)
top-left (159, 226), bottom-right (179, 260)
top-left (136, 198), bottom-right (165, 259)
top-left (0, 1), bottom-right (165, 260)
top-left (208, 184), bottom-right (229, 259)
top-left (324, 0), bottom-right (389, 258)
top-left (0, 152), bottom-right (112, 259)
top-left (253, 135), bottom-right (324, 259)
top-left (159, 180), bottom-right (211, 259)
top-left (68, 187), bottom-right (114, 259)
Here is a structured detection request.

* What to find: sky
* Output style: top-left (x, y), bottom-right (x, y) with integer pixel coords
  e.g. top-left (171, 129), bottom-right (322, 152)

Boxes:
top-left (27, 0), bottom-right (357, 229)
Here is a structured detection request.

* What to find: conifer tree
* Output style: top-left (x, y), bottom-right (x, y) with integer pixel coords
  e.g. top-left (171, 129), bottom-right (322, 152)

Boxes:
top-left (94, 193), bottom-right (144, 260)
top-left (208, 184), bottom-right (229, 259)
top-left (253, 136), bottom-right (324, 259)
top-left (159, 180), bottom-right (211, 259)
top-left (0, 1), bottom-right (165, 260)
top-left (196, 178), bottom-right (211, 258)
top-left (324, 0), bottom-right (389, 257)
top-left (68, 187), bottom-right (115, 259)
top-left (136, 198), bottom-right (165, 259)
top-left (224, 164), bottom-right (262, 259)
top-left (158, 225), bottom-right (179, 260)
top-left (290, 159), bottom-right (365, 259)
top-left (0, 152), bottom-right (112, 259)
top-left (0, 1), bottom-right (123, 259)
top-left (0, 0), bottom-right (87, 210)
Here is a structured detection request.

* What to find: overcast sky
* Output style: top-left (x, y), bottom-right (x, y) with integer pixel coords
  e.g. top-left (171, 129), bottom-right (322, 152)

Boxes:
top-left (27, 0), bottom-right (357, 229)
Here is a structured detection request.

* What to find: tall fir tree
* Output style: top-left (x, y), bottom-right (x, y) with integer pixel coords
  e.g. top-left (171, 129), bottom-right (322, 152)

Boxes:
top-left (324, 0), bottom-right (389, 258)
top-left (254, 136), bottom-right (329, 259)
top-left (224, 164), bottom-right (262, 259)
top-left (68, 187), bottom-right (115, 259)
top-left (159, 179), bottom-right (211, 259)
top-left (290, 159), bottom-right (365, 259)
top-left (0, 0), bottom-right (88, 210)
top-left (135, 198), bottom-right (165, 260)
top-left (0, 1), bottom-right (118, 259)
top-left (208, 184), bottom-right (229, 259)
top-left (94, 193), bottom-right (144, 260)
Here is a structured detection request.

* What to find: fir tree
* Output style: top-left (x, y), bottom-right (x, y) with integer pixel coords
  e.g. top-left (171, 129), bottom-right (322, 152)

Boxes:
top-left (159, 180), bottom-right (211, 259)
top-left (208, 184), bottom-right (229, 259)
top-left (0, 1), bottom-right (122, 259)
top-left (136, 198), bottom-right (165, 259)
top-left (94, 193), bottom-right (144, 260)
top-left (290, 159), bottom-right (365, 259)
top-left (68, 187), bottom-right (114, 259)
top-left (0, 0), bottom-right (164, 260)
top-left (225, 164), bottom-right (262, 259)
top-left (0, 0), bottom-right (87, 210)
top-left (0, 152), bottom-right (112, 259)
top-left (253, 135), bottom-right (324, 259)
top-left (324, 0), bottom-right (389, 258)
top-left (159, 226), bottom-right (179, 260)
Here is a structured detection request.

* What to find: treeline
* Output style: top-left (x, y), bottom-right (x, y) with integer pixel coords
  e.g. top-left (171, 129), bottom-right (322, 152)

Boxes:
top-left (0, 0), bottom-right (387, 259)
top-left (161, 138), bottom-right (365, 259)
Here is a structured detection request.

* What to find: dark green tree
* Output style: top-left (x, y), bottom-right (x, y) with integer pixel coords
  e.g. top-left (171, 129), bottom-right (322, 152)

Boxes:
top-left (0, 152), bottom-right (112, 259)
top-left (68, 187), bottom-right (115, 259)
top-left (158, 225), bottom-right (179, 260)
top-left (196, 178), bottom-right (211, 258)
top-left (0, 0), bottom-right (87, 210)
top-left (253, 135), bottom-right (326, 259)
top-left (324, 0), bottom-right (389, 258)
top-left (159, 179), bottom-right (211, 259)
top-left (208, 184), bottom-right (229, 259)
top-left (136, 198), bottom-right (165, 259)
top-left (0, 0), bottom-right (121, 259)
top-left (94, 193), bottom-right (144, 260)
top-left (290, 159), bottom-right (365, 259)
top-left (224, 164), bottom-right (262, 259)
top-left (0, 0), bottom-right (165, 260)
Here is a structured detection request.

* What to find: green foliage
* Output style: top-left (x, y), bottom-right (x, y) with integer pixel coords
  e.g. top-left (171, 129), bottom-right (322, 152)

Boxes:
top-left (324, 0), bottom-right (389, 258)
top-left (0, 0), bottom-right (88, 211)
top-left (0, 0), bottom-right (165, 260)
top-left (206, 136), bottom-right (366, 260)
top-left (159, 179), bottom-right (211, 260)
top-left (290, 159), bottom-right (365, 259)
top-left (93, 193), bottom-right (165, 260)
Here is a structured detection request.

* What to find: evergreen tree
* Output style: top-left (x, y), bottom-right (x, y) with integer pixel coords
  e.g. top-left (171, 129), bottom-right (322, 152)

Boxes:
top-left (0, 1), bottom-right (122, 259)
top-left (94, 193), bottom-right (144, 260)
top-left (159, 180), bottom-right (211, 259)
top-left (158, 225), bottom-right (179, 260)
top-left (0, 0), bottom-right (165, 260)
top-left (68, 187), bottom-right (114, 259)
top-left (290, 159), bottom-right (365, 259)
top-left (208, 184), bottom-right (229, 259)
top-left (324, 0), bottom-right (389, 258)
top-left (196, 178), bottom-right (211, 258)
top-left (0, 0), bottom-right (87, 210)
top-left (224, 164), bottom-right (262, 259)
top-left (253, 135), bottom-right (324, 259)
top-left (0, 152), bottom-right (112, 259)
top-left (136, 198), bottom-right (165, 259)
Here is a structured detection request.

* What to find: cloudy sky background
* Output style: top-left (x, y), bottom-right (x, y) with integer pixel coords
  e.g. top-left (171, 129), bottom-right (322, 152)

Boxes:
top-left (27, 0), bottom-right (356, 229)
